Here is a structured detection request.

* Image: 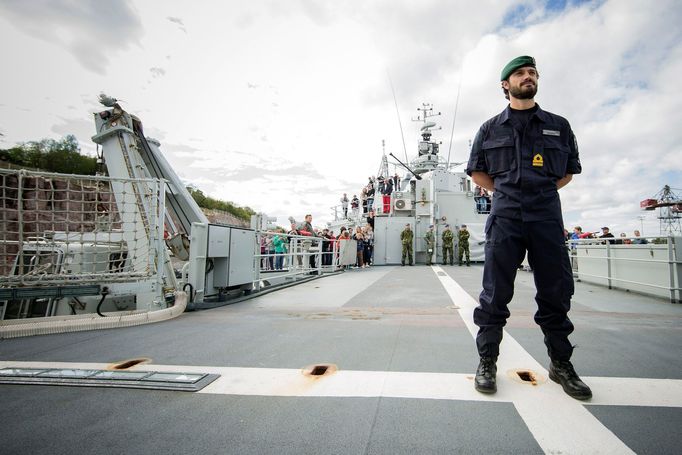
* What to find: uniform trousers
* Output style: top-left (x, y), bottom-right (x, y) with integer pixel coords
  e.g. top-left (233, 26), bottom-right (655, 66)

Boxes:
top-left (474, 215), bottom-right (575, 361)
top-left (401, 243), bottom-right (413, 265)
top-left (442, 244), bottom-right (454, 265)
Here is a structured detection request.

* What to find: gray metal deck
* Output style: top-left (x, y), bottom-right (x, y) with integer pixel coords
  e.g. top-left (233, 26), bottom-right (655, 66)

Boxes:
top-left (1, 265), bottom-right (681, 454)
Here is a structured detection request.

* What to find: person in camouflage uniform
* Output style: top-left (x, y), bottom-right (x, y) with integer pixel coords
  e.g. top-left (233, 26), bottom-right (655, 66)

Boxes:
top-left (442, 224), bottom-right (454, 266)
top-left (400, 223), bottom-right (413, 266)
top-left (424, 224), bottom-right (435, 265)
top-left (458, 224), bottom-right (470, 266)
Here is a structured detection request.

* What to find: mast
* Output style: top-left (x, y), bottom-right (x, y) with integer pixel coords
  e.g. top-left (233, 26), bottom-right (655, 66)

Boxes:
top-left (377, 139), bottom-right (390, 178)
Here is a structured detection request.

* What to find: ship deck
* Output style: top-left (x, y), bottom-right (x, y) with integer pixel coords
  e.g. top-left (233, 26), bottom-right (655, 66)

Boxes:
top-left (1, 265), bottom-right (681, 454)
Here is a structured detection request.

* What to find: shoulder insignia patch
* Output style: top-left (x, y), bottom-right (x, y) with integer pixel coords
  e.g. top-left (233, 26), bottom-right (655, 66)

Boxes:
top-left (533, 154), bottom-right (544, 167)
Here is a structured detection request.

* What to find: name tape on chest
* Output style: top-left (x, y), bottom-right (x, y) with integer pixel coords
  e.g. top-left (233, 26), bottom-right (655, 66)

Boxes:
top-left (542, 129), bottom-right (560, 137)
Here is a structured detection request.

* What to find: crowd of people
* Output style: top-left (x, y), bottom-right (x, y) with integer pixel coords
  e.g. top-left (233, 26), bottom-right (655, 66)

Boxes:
top-left (259, 218), bottom-right (652, 274)
top-left (567, 226), bottom-right (649, 246)
top-left (340, 173), bottom-right (401, 220)
top-left (259, 213), bottom-right (376, 272)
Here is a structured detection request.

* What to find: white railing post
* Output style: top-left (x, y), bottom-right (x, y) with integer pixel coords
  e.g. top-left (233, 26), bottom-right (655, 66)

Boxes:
top-left (17, 170), bottom-right (25, 278)
top-left (254, 231), bottom-right (261, 291)
top-left (668, 236), bottom-right (675, 303)
top-left (317, 237), bottom-right (322, 275)
top-left (606, 240), bottom-right (612, 289)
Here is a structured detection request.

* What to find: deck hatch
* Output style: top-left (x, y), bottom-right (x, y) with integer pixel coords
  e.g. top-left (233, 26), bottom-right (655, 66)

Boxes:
top-left (0, 367), bottom-right (218, 392)
top-left (38, 369), bottom-right (100, 379)
top-left (94, 370), bottom-right (151, 380)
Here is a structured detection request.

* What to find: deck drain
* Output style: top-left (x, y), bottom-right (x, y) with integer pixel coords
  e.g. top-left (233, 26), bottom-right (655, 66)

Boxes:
top-left (302, 364), bottom-right (337, 377)
top-left (517, 371), bottom-right (536, 383)
top-left (311, 365), bottom-right (328, 376)
top-left (507, 369), bottom-right (545, 386)
top-left (110, 358), bottom-right (150, 370)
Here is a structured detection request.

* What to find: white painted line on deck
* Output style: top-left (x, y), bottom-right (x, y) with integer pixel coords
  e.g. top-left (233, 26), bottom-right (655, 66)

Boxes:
top-left (2, 360), bottom-right (681, 409)
top-left (431, 265), bottom-right (637, 455)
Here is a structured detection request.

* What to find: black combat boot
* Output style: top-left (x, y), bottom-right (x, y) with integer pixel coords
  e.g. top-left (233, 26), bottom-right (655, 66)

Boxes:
top-left (549, 360), bottom-right (592, 400)
top-left (474, 356), bottom-right (497, 394)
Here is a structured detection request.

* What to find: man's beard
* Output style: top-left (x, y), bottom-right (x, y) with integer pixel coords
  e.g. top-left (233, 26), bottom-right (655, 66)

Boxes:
top-left (509, 82), bottom-right (537, 99)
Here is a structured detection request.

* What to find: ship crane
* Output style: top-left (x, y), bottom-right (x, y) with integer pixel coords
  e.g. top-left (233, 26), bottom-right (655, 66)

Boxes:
top-left (640, 185), bottom-right (682, 235)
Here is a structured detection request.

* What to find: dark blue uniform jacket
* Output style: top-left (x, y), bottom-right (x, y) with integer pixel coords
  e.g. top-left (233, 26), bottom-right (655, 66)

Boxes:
top-left (466, 104), bottom-right (581, 222)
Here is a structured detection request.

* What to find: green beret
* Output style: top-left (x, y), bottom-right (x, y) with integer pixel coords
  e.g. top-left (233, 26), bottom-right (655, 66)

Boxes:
top-left (500, 55), bottom-right (536, 81)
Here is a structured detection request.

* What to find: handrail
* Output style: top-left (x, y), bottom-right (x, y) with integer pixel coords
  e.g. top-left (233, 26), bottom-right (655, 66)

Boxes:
top-left (567, 235), bottom-right (680, 303)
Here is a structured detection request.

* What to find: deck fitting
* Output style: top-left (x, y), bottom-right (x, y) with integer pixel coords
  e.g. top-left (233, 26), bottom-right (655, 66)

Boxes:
top-left (311, 365), bottom-right (328, 375)
top-left (302, 364), bottom-right (337, 378)
top-left (0, 367), bottom-right (219, 392)
top-left (508, 369), bottom-right (545, 386)
top-left (110, 358), bottom-right (149, 370)
top-left (517, 371), bottom-right (536, 383)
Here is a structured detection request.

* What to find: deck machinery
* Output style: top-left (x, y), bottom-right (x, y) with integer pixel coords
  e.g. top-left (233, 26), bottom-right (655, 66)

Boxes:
top-left (0, 97), bottom-right (257, 319)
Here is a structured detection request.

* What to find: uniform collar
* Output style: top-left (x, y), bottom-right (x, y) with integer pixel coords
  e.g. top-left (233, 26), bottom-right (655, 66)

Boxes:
top-left (499, 103), bottom-right (549, 124)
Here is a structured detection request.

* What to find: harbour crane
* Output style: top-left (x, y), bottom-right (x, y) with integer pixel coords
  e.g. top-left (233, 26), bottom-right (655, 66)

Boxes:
top-left (640, 185), bottom-right (682, 235)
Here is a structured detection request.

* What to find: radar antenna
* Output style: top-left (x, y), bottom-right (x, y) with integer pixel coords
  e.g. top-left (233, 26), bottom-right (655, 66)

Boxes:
top-left (412, 103), bottom-right (441, 123)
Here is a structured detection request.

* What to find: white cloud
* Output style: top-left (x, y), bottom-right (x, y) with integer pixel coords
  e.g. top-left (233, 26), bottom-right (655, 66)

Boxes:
top-left (0, 0), bottom-right (143, 74)
top-left (0, 0), bottom-right (680, 234)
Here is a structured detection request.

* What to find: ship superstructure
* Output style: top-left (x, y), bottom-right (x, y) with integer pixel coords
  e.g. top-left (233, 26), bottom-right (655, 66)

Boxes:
top-left (333, 103), bottom-right (490, 265)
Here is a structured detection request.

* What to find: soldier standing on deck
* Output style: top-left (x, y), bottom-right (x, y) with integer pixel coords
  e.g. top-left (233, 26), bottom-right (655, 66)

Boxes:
top-left (466, 55), bottom-right (591, 400)
top-left (424, 225), bottom-right (435, 266)
top-left (400, 224), bottom-right (413, 266)
top-left (458, 224), bottom-right (470, 266)
top-left (442, 224), bottom-right (454, 266)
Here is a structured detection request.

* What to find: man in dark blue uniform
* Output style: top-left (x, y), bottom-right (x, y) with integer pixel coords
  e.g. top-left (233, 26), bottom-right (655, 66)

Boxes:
top-left (466, 56), bottom-right (591, 400)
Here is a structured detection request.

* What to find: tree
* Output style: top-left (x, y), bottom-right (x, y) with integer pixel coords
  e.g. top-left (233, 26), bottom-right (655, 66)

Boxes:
top-left (186, 186), bottom-right (255, 222)
top-left (0, 135), bottom-right (97, 174)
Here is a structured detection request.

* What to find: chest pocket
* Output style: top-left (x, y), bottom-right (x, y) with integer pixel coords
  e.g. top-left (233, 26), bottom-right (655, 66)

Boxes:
top-left (542, 134), bottom-right (569, 178)
top-left (482, 135), bottom-right (513, 176)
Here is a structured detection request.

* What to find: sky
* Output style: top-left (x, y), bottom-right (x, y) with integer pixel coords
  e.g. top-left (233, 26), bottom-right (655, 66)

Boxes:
top-left (0, 0), bottom-right (681, 235)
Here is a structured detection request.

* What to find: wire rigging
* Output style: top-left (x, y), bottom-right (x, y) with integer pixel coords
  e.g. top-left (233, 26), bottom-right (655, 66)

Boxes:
top-left (387, 70), bottom-right (410, 163)
top-left (446, 73), bottom-right (464, 167)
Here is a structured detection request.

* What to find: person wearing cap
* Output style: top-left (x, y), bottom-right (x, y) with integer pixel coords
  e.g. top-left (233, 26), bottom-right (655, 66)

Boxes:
top-left (424, 224), bottom-right (436, 266)
top-left (442, 224), bottom-right (454, 266)
top-left (599, 226), bottom-right (615, 244)
top-left (400, 223), bottom-right (414, 266)
top-left (466, 56), bottom-right (590, 400)
top-left (458, 224), bottom-right (470, 266)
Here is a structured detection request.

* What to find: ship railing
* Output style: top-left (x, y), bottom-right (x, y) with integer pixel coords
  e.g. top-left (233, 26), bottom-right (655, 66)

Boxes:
top-left (253, 231), bottom-right (358, 287)
top-left (330, 202), bottom-right (382, 222)
top-left (0, 169), bottom-right (165, 288)
top-left (566, 236), bottom-right (681, 303)
top-left (473, 196), bottom-right (491, 214)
